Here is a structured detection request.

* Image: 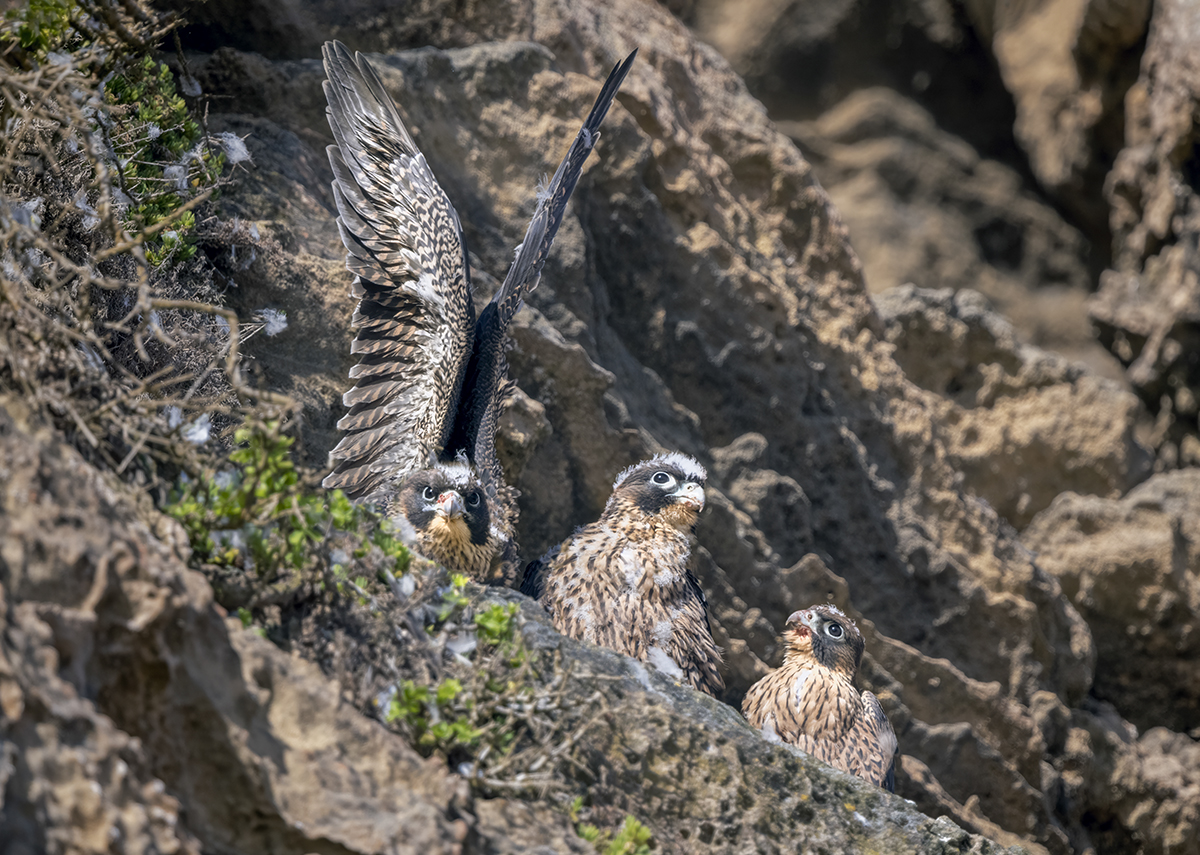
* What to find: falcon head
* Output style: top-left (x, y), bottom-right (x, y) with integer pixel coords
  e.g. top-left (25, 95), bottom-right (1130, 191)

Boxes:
top-left (397, 461), bottom-right (500, 576)
top-left (785, 604), bottom-right (864, 678)
top-left (607, 452), bottom-right (707, 531)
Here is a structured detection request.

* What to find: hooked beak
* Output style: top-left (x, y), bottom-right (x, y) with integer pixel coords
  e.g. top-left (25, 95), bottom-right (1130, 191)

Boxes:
top-left (435, 490), bottom-right (465, 519)
top-left (786, 609), bottom-right (815, 636)
top-left (672, 481), bottom-right (705, 511)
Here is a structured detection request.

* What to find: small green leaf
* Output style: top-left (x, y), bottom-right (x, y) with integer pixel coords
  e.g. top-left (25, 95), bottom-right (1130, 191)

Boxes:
top-left (436, 678), bottom-right (463, 706)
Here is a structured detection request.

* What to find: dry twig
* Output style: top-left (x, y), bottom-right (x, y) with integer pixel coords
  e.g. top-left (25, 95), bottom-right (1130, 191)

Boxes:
top-left (1, 0), bottom-right (297, 489)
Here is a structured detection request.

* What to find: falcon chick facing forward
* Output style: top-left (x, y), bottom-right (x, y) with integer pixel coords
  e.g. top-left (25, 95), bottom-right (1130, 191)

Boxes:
top-left (320, 41), bottom-right (635, 584)
top-left (395, 461), bottom-right (507, 580)
top-left (521, 453), bottom-right (724, 697)
top-left (742, 605), bottom-right (897, 791)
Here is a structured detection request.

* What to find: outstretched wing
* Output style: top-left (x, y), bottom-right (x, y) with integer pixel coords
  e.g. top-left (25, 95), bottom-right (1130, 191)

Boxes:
top-left (490, 48), bottom-right (638, 330)
top-left (321, 40), bottom-right (475, 501)
top-left (453, 49), bottom-right (639, 493)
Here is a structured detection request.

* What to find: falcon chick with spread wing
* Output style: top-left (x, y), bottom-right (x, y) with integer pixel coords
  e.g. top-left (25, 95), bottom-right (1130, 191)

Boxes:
top-left (321, 42), bottom-right (635, 584)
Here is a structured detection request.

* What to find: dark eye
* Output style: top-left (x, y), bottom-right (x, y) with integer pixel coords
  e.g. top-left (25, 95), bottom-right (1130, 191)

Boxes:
top-left (467, 492), bottom-right (481, 507)
top-left (652, 472), bottom-right (671, 485)
top-left (826, 622), bottom-right (843, 639)
top-left (422, 486), bottom-right (436, 501)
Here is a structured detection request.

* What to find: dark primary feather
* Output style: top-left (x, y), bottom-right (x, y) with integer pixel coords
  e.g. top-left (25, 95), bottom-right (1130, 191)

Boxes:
top-left (491, 48), bottom-right (636, 325)
top-left (320, 40), bottom-right (475, 502)
top-left (449, 49), bottom-right (638, 495)
top-left (518, 545), bottom-right (555, 599)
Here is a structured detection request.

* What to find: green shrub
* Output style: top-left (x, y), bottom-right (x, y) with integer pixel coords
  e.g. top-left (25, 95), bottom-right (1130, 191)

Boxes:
top-left (103, 53), bottom-right (226, 264)
top-left (3, 0), bottom-right (78, 57)
top-left (570, 802), bottom-right (654, 855)
top-left (1, 0), bottom-right (261, 485)
top-left (604, 817), bottom-right (654, 855)
top-left (385, 678), bottom-right (484, 751)
top-left (165, 421), bottom-right (410, 583)
top-left (3, 1), bottom-right (225, 264)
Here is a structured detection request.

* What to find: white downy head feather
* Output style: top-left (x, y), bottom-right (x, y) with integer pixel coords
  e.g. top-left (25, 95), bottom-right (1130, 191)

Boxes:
top-left (613, 452), bottom-right (707, 490)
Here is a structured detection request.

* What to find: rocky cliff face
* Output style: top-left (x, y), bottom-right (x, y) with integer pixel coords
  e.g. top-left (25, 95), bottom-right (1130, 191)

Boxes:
top-left (3, 0), bottom-right (1198, 852)
top-left (0, 401), bottom-right (1020, 854)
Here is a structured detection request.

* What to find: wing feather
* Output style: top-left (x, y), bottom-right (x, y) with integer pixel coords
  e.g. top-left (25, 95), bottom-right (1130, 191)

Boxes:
top-left (454, 50), bottom-right (638, 493)
top-left (847, 691), bottom-right (898, 790)
top-left (492, 49), bottom-right (638, 324)
top-left (321, 40), bottom-right (476, 500)
top-left (520, 542), bottom-right (562, 599)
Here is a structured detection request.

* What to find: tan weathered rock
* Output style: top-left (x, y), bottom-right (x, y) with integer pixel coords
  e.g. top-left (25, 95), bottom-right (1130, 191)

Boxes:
top-left (1089, 0), bottom-right (1200, 465)
top-left (0, 400), bottom-right (471, 854)
top-left (1, 592), bottom-right (200, 855)
top-left (964, 0), bottom-right (1149, 236)
top-left (1100, 727), bottom-right (1200, 855)
top-left (875, 285), bottom-right (1150, 528)
top-left (1049, 703), bottom-right (1200, 855)
top-left (781, 87), bottom-right (1108, 374)
top-left (686, 0), bottom-right (1141, 248)
top-left (1025, 470), bottom-right (1200, 735)
top-left (686, 0), bottom-right (1022, 163)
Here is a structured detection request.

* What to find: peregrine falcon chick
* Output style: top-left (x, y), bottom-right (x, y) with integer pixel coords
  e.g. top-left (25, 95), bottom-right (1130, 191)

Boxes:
top-left (742, 605), bottom-right (897, 791)
top-left (320, 41), bottom-right (636, 584)
top-left (396, 461), bottom-right (507, 580)
top-left (521, 453), bottom-right (724, 697)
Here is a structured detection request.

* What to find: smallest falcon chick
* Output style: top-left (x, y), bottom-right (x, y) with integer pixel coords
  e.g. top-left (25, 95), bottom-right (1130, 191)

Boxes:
top-left (742, 605), bottom-right (897, 791)
top-left (522, 452), bottom-right (724, 697)
top-left (396, 461), bottom-right (515, 585)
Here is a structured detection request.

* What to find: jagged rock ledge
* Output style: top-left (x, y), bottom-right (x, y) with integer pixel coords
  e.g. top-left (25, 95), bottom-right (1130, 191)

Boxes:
top-left (0, 399), bottom-right (1022, 854)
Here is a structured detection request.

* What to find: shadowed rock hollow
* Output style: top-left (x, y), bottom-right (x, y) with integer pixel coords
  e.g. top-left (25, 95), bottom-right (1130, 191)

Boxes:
top-left (3, 0), bottom-right (1199, 853)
